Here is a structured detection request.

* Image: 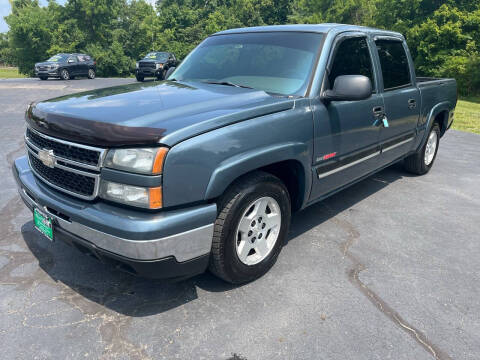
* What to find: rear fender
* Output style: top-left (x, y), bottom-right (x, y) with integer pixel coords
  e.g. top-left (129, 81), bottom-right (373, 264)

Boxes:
top-left (417, 101), bottom-right (451, 150)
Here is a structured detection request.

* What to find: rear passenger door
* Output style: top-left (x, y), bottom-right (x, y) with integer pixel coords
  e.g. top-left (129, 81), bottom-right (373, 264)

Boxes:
top-left (374, 38), bottom-right (421, 164)
top-left (310, 34), bottom-right (384, 200)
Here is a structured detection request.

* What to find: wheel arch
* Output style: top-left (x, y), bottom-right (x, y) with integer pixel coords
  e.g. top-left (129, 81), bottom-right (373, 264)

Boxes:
top-left (205, 143), bottom-right (311, 212)
top-left (417, 101), bottom-right (451, 151)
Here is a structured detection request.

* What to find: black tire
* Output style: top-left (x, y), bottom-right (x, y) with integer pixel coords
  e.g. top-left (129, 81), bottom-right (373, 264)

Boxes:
top-left (156, 69), bottom-right (166, 81)
top-left (404, 123), bottom-right (440, 175)
top-left (209, 171), bottom-right (291, 284)
top-left (88, 69), bottom-right (95, 79)
top-left (39, 76), bottom-right (48, 80)
top-left (136, 75), bottom-right (144, 82)
top-left (60, 69), bottom-right (70, 80)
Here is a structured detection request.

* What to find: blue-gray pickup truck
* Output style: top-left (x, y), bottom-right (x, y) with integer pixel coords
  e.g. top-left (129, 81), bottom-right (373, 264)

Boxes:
top-left (13, 24), bottom-right (457, 283)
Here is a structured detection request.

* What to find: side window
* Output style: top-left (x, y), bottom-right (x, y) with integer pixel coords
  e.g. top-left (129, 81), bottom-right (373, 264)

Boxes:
top-left (77, 56), bottom-right (85, 62)
top-left (328, 37), bottom-right (375, 90)
top-left (68, 56), bottom-right (77, 63)
top-left (375, 40), bottom-right (411, 90)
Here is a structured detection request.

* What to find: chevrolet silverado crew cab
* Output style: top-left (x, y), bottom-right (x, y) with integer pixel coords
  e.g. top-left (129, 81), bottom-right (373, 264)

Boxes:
top-left (135, 51), bottom-right (177, 82)
top-left (14, 24), bottom-right (457, 283)
top-left (35, 53), bottom-right (96, 80)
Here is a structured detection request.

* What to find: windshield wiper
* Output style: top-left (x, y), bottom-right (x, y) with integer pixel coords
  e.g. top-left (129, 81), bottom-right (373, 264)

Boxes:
top-left (202, 80), bottom-right (253, 89)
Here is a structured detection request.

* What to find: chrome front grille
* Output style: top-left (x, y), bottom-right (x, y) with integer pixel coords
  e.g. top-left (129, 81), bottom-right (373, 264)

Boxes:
top-left (25, 127), bottom-right (105, 200)
top-left (26, 128), bottom-right (101, 166)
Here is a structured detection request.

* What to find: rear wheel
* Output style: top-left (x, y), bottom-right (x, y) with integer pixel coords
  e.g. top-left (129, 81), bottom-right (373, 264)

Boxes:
top-left (136, 75), bottom-right (144, 82)
top-left (60, 69), bottom-right (70, 80)
top-left (209, 171), bottom-right (291, 284)
top-left (88, 69), bottom-right (95, 79)
top-left (404, 123), bottom-right (440, 175)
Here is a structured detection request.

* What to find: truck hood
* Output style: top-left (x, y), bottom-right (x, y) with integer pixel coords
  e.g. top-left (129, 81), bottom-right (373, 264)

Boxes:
top-left (27, 80), bottom-right (294, 147)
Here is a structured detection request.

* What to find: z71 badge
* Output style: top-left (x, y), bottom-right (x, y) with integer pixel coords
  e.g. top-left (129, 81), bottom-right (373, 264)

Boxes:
top-left (316, 152), bottom-right (337, 163)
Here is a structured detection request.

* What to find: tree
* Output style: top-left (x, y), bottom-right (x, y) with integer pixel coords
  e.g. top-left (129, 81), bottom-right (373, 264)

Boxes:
top-left (5, 1), bottom-right (54, 75)
top-left (290, 0), bottom-right (376, 26)
top-left (2, 0), bottom-right (480, 94)
top-left (0, 33), bottom-right (15, 66)
top-left (406, 4), bottom-right (480, 95)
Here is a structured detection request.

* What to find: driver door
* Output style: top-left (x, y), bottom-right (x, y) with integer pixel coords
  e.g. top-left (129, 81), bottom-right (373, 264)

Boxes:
top-left (310, 34), bottom-right (384, 200)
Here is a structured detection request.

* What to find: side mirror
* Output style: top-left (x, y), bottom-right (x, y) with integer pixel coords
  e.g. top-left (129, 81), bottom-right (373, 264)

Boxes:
top-left (323, 75), bottom-right (372, 102)
top-left (165, 67), bottom-right (176, 79)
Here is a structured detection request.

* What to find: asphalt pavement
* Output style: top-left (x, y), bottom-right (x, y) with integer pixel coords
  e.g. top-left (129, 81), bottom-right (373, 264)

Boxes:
top-left (1, 77), bottom-right (479, 359)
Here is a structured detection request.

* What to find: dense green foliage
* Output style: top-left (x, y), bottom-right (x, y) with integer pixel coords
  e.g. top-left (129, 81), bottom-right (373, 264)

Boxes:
top-left (2, 0), bottom-right (479, 94)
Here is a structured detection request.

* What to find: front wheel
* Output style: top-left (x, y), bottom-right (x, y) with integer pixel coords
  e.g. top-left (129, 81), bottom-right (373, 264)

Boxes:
top-left (39, 76), bottom-right (48, 80)
top-left (88, 69), bottom-right (95, 79)
top-left (60, 69), bottom-right (70, 80)
top-left (404, 123), bottom-right (440, 175)
top-left (135, 75), bottom-right (144, 82)
top-left (209, 171), bottom-right (291, 284)
top-left (156, 69), bottom-right (166, 81)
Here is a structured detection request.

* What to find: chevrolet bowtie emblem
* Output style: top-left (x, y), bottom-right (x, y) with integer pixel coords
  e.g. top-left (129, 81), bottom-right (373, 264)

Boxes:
top-left (38, 149), bottom-right (56, 168)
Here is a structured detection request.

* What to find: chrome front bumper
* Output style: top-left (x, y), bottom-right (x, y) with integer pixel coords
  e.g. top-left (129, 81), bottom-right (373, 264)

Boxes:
top-left (13, 156), bottom-right (216, 263)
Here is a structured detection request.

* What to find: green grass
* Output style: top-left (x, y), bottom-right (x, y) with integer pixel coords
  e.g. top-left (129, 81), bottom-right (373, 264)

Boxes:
top-left (454, 96), bottom-right (480, 134)
top-left (0, 67), bottom-right (27, 78)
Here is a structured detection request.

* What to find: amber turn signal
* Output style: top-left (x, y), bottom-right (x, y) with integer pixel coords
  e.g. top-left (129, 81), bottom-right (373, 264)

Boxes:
top-left (152, 148), bottom-right (169, 174)
top-left (149, 187), bottom-right (163, 209)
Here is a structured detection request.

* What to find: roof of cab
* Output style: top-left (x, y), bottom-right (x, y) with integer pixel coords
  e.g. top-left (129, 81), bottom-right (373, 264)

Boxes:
top-left (214, 23), bottom-right (403, 38)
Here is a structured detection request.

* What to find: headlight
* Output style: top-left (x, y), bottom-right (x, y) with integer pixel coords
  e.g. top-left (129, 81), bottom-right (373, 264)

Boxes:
top-left (156, 63), bottom-right (163, 69)
top-left (104, 147), bottom-right (168, 175)
top-left (100, 181), bottom-right (162, 209)
top-left (51, 64), bottom-right (59, 69)
top-left (135, 62), bottom-right (139, 68)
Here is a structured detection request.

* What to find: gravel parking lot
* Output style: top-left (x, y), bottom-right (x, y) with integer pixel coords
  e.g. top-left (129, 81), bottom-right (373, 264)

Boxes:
top-left (1, 78), bottom-right (479, 360)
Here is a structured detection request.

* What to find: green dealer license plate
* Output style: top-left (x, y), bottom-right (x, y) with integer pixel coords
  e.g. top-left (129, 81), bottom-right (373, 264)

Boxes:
top-left (34, 208), bottom-right (54, 241)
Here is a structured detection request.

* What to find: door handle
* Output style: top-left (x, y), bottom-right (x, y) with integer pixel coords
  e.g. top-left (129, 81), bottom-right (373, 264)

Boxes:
top-left (372, 106), bottom-right (387, 127)
top-left (408, 99), bottom-right (417, 109)
top-left (373, 106), bottom-right (384, 117)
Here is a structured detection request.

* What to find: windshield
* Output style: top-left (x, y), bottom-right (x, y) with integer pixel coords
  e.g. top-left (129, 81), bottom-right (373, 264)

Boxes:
top-left (47, 54), bottom-right (69, 62)
top-left (170, 32), bottom-right (324, 96)
top-left (144, 52), bottom-right (169, 61)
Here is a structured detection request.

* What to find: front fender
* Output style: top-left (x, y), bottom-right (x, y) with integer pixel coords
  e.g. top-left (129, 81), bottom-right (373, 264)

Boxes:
top-left (204, 142), bottom-right (310, 200)
top-left (162, 100), bottom-right (313, 208)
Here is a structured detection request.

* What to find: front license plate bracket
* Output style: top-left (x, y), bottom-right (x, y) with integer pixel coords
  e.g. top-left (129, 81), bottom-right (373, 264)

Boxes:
top-left (34, 208), bottom-right (54, 242)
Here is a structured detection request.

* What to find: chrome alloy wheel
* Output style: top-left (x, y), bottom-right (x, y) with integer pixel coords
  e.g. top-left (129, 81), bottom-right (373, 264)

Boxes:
top-left (88, 69), bottom-right (95, 79)
top-left (61, 69), bottom-right (69, 80)
top-left (424, 130), bottom-right (438, 165)
top-left (235, 196), bottom-right (282, 266)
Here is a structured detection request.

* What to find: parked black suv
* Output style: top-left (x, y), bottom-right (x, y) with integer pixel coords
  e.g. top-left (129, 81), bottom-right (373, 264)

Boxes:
top-left (135, 51), bottom-right (177, 81)
top-left (35, 53), bottom-right (96, 80)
